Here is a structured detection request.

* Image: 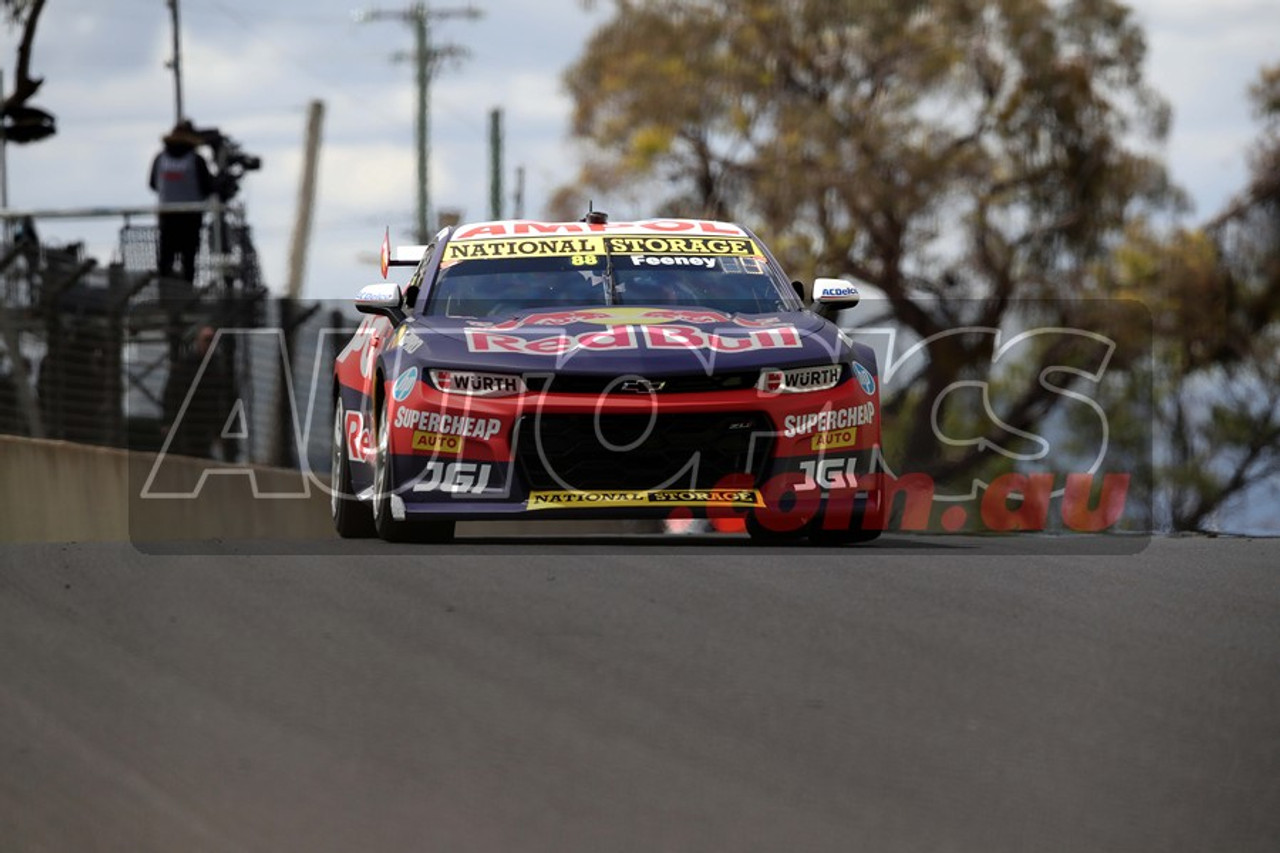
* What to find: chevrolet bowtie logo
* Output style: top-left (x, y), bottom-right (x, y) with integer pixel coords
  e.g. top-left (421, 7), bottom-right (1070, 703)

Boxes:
top-left (616, 378), bottom-right (665, 393)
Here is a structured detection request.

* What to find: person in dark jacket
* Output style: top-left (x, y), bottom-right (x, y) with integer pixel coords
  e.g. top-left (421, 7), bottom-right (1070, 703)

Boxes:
top-left (162, 325), bottom-right (234, 460)
top-left (148, 120), bottom-right (214, 284)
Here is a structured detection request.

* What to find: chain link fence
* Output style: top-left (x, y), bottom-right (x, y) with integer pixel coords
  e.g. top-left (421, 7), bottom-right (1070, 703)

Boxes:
top-left (0, 207), bottom-right (353, 473)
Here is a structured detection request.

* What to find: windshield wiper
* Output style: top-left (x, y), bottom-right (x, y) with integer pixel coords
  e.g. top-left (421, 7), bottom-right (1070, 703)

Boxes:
top-left (602, 248), bottom-right (616, 306)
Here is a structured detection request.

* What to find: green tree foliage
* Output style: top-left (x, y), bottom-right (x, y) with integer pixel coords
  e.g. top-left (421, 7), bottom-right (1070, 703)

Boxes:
top-left (560, 0), bottom-right (1174, 513)
top-left (1103, 64), bottom-right (1280, 530)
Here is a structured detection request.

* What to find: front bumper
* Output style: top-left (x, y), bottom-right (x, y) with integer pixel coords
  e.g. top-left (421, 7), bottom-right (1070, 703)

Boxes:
top-left (381, 378), bottom-right (882, 522)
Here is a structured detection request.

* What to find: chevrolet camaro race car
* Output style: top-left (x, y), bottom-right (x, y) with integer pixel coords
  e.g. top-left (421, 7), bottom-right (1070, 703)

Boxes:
top-left (331, 215), bottom-right (884, 544)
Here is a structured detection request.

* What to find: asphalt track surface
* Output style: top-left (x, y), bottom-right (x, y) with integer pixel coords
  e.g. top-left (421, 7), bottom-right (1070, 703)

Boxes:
top-left (1, 534), bottom-right (1278, 852)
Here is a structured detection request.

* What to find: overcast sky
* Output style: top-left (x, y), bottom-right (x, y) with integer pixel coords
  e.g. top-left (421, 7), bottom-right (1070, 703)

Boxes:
top-left (2, 0), bottom-right (1278, 300)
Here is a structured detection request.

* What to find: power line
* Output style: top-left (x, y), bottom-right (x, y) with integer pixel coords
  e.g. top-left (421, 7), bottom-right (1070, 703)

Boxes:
top-left (354, 3), bottom-right (482, 243)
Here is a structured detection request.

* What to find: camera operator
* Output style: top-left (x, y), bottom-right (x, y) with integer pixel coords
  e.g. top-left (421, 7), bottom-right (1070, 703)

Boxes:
top-left (148, 119), bottom-right (215, 285)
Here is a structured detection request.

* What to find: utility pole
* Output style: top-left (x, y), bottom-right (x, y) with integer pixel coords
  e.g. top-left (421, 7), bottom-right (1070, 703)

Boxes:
top-left (355, 3), bottom-right (482, 243)
top-left (513, 165), bottom-right (525, 220)
top-left (166, 0), bottom-right (185, 122)
top-left (285, 100), bottom-right (325, 300)
top-left (489, 107), bottom-right (503, 220)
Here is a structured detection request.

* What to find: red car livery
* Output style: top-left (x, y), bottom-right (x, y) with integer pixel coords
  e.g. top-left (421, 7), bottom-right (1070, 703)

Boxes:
top-left (331, 216), bottom-right (883, 543)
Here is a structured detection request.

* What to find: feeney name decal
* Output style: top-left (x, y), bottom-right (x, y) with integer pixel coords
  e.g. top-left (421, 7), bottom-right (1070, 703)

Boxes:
top-left (465, 324), bottom-right (801, 355)
top-left (527, 488), bottom-right (762, 510)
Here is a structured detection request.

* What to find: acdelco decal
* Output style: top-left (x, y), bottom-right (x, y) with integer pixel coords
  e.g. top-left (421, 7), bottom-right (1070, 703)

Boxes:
top-left (393, 407), bottom-right (503, 439)
top-left (465, 324), bottom-right (800, 355)
top-left (783, 402), bottom-right (877, 438)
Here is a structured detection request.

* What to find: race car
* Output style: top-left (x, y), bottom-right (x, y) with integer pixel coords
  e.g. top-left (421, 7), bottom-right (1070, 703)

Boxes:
top-left (331, 214), bottom-right (884, 544)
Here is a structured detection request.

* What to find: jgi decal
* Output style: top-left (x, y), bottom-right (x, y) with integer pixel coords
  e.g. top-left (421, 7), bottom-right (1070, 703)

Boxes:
top-left (796, 457), bottom-right (859, 491)
top-left (393, 407), bottom-right (503, 439)
top-left (411, 461), bottom-right (494, 494)
top-left (783, 402), bottom-right (877, 438)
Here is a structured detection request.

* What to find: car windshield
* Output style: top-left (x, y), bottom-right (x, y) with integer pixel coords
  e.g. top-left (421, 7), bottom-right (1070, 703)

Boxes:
top-left (424, 238), bottom-right (791, 319)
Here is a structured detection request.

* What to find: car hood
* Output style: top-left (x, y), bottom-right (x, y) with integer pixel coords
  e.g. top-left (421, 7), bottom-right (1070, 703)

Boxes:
top-left (388, 307), bottom-right (854, 375)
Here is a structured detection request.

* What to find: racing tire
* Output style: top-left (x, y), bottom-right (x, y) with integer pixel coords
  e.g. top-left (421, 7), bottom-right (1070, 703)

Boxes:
top-left (807, 493), bottom-right (884, 547)
top-left (807, 521), bottom-right (883, 547)
top-left (371, 383), bottom-right (456, 544)
top-left (331, 396), bottom-right (376, 538)
top-left (745, 512), bottom-right (808, 544)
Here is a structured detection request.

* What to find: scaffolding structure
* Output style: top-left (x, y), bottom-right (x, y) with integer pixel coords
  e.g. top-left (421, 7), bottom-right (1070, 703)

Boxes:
top-left (0, 202), bottom-right (268, 453)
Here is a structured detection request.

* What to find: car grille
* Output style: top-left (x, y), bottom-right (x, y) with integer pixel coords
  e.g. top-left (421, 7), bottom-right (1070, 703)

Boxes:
top-left (524, 371), bottom-right (758, 394)
top-left (515, 411), bottom-right (774, 492)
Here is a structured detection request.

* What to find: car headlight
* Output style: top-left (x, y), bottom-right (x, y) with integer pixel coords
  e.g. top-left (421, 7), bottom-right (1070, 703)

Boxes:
top-left (757, 364), bottom-right (844, 394)
top-left (428, 369), bottom-right (527, 397)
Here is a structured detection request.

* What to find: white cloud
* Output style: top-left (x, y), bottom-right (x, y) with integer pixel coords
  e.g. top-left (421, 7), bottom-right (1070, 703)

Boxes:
top-left (3, 0), bottom-right (1277, 297)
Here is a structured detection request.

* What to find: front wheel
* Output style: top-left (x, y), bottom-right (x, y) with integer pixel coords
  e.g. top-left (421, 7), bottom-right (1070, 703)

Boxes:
top-left (371, 385), bottom-right (456, 544)
top-left (331, 396), bottom-right (375, 538)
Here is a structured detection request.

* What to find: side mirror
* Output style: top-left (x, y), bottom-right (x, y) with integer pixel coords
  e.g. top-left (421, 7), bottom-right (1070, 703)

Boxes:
top-left (812, 277), bottom-right (861, 310)
top-left (355, 282), bottom-right (404, 319)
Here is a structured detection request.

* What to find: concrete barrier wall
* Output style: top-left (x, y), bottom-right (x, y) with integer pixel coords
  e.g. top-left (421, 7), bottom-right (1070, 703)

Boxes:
top-left (1, 436), bottom-right (660, 543)
top-left (1, 435), bottom-right (336, 543)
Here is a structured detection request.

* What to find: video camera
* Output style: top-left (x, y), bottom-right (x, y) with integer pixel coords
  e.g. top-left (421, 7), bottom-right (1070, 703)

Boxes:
top-left (196, 126), bottom-right (262, 201)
